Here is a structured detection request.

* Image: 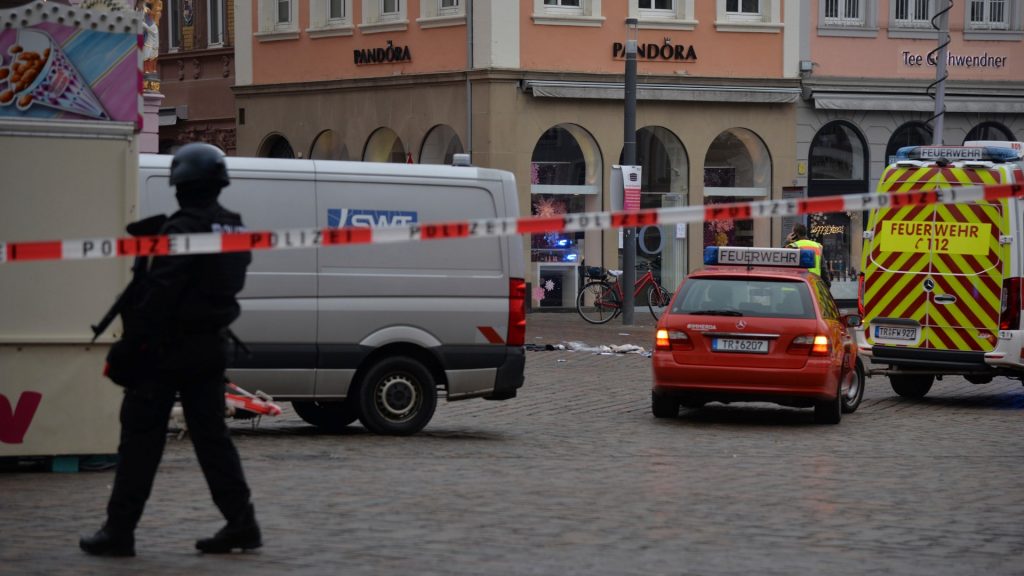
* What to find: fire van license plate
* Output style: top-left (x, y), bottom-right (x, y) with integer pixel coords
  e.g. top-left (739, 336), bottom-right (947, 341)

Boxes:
top-left (713, 338), bottom-right (769, 353)
top-left (875, 326), bottom-right (917, 340)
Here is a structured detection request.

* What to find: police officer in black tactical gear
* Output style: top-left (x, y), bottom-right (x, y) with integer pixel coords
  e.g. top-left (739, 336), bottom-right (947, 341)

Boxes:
top-left (80, 143), bottom-right (260, 557)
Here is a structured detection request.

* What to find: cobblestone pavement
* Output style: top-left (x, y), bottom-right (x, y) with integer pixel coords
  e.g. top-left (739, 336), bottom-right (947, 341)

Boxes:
top-left (2, 312), bottom-right (1023, 576)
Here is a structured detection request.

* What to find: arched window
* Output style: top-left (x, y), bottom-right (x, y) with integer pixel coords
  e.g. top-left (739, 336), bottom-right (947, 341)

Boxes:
top-left (618, 126), bottom-right (690, 290)
top-left (964, 121), bottom-right (1015, 143)
top-left (808, 121), bottom-right (869, 298)
top-left (885, 122), bottom-right (932, 165)
top-left (310, 130), bottom-right (349, 160)
top-left (363, 128), bottom-right (406, 163)
top-left (530, 124), bottom-right (602, 308)
top-left (703, 128), bottom-right (771, 249)
top-left (419, 125), bottom-right (464, 165)
top-left (258, 134), bottom-right (296, 158)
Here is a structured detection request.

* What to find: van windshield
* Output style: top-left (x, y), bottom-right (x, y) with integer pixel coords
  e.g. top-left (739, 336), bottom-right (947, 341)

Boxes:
top-left (672, 278), bottom-right (816, 319)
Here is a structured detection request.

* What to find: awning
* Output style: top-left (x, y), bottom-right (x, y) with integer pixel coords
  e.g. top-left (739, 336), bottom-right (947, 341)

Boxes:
top-left (158, 105), bottom-right (189, 127)
top-left (813, 92), bottom-right (1024, 114)
top-left (523, 80), bottom-right (801, 104)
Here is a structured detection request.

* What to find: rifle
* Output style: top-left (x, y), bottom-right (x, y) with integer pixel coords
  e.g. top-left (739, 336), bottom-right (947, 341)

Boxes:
top-left (90, 214), bottom-right (167, 343)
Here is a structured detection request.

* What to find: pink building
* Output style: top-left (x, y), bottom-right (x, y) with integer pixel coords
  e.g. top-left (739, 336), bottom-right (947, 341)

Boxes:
top-left (225, 0), bottom-right (1022, 307)
top-left (796, 0), bottom-right (1023, 299)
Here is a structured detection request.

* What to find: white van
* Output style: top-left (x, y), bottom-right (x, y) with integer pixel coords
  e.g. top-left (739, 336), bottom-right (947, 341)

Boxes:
top-left (138, 155), bottom-right (526, 435)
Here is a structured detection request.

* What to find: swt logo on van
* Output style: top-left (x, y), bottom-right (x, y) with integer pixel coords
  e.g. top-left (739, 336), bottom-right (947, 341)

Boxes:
top-left (327, 209), bottom-right (419, 229)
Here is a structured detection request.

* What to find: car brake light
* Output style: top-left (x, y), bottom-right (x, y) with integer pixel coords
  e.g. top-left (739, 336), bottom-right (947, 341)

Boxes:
top-left (655, 329), bottom-right (691, 351)
top-left (507, 278), bottom-right (526, 346)
top-left (999, 277), bottom-right (1022, 331)
top-left (811, 335), bottom-right (830, 355)
top-left (789, 334), bottom-right (829, 356)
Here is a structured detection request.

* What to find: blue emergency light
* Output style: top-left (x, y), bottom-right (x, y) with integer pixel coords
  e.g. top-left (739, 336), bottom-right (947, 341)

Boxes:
top-left (895, 145), bottom-right (1021, 163)
top-left (704, 246), bottom-right (815, 268)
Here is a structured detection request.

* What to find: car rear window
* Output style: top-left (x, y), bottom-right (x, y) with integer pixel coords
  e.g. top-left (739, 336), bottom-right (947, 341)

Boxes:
top-left (671, 278), bottom-right (816, 319)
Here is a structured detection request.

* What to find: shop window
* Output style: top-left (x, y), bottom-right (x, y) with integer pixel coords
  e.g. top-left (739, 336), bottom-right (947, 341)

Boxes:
top-left (532, 0), bottom-right (604, 27)
top-left (885, 121), bottom-right (932, 165)
top-left (309, 0), bottom-right (354, 36)
top-left (703, 129), bottom-right (771, 249)
top-left (310, 130), bottom-right (350, 160)
top-left (259, 134), bottom-right (296, 158)
top-left (530, 125), bottom-right (601, 308)
top-left (964, 122), bottom-right (1016, 143)
top-left (618, 126), bottom-right (689, 289)
top-left (419, 125), bottom-right (464, 165)
top-left (208, 0), bottom-right (225, 47)
top-left (360, 0), bottom-right (409, 32)
top-left (716, 0), bottom-right (781, 31)
top-left (808, 121), bottom-right (869, 302)
top-left (364, 127), bottom-right (407, 163)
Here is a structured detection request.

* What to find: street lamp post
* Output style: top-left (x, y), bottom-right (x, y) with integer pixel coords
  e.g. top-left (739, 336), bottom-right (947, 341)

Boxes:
top-left (622, 18), bottom-right (638, 325)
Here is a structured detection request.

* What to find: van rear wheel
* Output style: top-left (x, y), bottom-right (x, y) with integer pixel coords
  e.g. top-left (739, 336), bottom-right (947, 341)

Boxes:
top-left (889, 374), bottom-right (933, 399)
top-left (292, 399), bottom-right (360, 432)
top-left (358, 357), bottom-right (437, 436)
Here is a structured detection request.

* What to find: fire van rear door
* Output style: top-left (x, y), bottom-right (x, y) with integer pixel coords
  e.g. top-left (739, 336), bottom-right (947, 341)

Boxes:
top-left (923, 169), bottom-right (1007, 352)
top-left (864, 167), bottom-right (1006, 352)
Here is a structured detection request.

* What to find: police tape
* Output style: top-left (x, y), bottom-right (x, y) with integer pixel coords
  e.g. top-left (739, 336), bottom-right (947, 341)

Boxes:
top-left (1, 181), bottom-right (1022, 265)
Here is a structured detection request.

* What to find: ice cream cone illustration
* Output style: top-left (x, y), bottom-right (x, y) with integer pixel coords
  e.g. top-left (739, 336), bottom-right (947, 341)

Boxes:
top-left (0, 29), bottom-right (109, 120)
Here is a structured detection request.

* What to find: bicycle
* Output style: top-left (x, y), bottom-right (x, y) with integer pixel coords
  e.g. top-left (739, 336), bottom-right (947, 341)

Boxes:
top-left (575, 261), bottom-right (671, 324)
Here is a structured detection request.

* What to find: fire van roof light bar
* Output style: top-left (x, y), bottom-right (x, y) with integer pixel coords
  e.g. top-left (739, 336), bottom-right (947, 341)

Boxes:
top-left (895, 145), bottom-right (1022, 163)
top-left (704, 246), bottom-right (815, 268)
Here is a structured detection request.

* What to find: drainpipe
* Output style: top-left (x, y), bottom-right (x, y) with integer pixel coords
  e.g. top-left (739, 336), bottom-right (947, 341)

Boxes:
top-left (466, 0), bottom-right (473, 160)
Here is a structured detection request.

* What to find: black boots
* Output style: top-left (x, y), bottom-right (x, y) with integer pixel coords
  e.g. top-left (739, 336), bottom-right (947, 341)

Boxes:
top-left (195, 503), bottom-right (262, 554)
top-left (80, 525), bottom-right (136, 557)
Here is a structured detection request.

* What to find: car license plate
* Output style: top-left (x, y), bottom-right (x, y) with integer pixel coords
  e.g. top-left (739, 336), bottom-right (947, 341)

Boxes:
top-left (713, 338), bottom-right (769, 353)
top-left (874, 326), bottom-right (917, 341)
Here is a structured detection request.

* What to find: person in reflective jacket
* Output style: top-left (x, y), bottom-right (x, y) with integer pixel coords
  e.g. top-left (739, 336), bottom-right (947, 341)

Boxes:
top-left (786, 223), bottom-right (831, 287)
top-left (80, 143), bottom-right (259, 557)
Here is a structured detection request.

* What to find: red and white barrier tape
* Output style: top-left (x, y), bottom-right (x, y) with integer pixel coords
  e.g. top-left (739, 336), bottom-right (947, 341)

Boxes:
top-left (2, 182), bottom-right (1021, 265)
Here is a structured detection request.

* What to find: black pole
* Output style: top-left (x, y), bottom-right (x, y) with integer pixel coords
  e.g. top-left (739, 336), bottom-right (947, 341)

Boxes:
top-left (622, 18), bottom-right (638, 325)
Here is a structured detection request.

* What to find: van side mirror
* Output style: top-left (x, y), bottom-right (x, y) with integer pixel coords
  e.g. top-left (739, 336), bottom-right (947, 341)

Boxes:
top-left (843, 314), bottom-right (863, 328)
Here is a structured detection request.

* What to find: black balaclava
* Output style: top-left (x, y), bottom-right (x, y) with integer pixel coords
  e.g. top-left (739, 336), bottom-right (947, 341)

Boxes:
top-left (176, 181), bottom-right (222, 209)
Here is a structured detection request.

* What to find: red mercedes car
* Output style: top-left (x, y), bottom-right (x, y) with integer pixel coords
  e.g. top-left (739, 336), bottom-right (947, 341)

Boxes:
top-left (652, 246), bottom-right (864, 424)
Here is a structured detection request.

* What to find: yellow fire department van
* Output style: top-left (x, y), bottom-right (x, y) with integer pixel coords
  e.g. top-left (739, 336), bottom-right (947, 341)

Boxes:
top-left (856, 143), bottom-right (1024, 398)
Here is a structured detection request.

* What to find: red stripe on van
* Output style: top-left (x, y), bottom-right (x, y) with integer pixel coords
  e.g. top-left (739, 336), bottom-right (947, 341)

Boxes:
top-left (478, 326), bottom-right (505, 345)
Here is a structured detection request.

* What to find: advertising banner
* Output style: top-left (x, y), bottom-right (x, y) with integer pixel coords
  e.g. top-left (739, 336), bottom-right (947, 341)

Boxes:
top-left (0, 3), bottom-right (143, 130)
top-left (622, 165), bottom-right (642, 211)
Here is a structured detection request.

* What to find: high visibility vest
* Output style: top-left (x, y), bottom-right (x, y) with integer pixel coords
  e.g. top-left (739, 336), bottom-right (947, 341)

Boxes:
top-left (790, 238), bottom-right (824, 277)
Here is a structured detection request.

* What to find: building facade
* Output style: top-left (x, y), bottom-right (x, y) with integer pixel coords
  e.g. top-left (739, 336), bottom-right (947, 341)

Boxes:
top-left (157, 0), bottom-right (239, 153)
top-left (796, 0), bottom-right (1024, 301)
top-left (228, 0), bottom-right (1022, 309)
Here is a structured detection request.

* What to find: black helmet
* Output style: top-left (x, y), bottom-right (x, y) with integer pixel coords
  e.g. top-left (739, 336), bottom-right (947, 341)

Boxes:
top-left (169, 143), bottom-right (230, 187)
